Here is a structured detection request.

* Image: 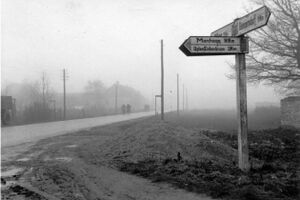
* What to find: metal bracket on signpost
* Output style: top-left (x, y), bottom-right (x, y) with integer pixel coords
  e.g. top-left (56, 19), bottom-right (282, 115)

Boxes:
top-left (241, 37), bottom-right (249, 54)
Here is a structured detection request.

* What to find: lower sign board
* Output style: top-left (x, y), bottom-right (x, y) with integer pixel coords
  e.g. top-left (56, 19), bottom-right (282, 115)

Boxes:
top-left (179, 36), bottom-right (248, 56)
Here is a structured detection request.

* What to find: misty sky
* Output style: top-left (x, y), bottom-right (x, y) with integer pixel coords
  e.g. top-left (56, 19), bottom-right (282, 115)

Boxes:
top-left (2, 0), bottom-right (281, 109)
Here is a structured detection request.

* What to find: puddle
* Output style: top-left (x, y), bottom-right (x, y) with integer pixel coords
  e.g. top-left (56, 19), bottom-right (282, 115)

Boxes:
top-left (55, 157), bottom-right (72, 162)
top-left (43, 156), bottom-right (72, 162)
top-left (1, 143), bottom-right (35, 163)
top-left (1, 167), bottom-right (24, 177)
top-left (1, 180), bottom-right (17, 189)
top-left (17, 158), bottom-right (30, 162)
top-left (65, 144), bottom-right (78, 148)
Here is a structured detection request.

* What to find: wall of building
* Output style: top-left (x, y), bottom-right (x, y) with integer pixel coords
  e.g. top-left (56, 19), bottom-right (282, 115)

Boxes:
top-left (281, 96), bottom-right (300, 128)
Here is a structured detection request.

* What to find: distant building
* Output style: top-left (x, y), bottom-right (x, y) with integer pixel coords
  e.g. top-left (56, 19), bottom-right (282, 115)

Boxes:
top-left (281, 96), bottom-right (300, 128)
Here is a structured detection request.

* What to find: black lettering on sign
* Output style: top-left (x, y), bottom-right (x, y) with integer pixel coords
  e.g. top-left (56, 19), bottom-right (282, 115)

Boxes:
top-left (239, 15), bottom-right (256, 30)
top-left (224, 38), bottom-right (234, 43)
top-left (227, 46), bottom-right (238, 51)
top-left (196, 38), bottom-right (221, 44)
top-left (257, 14), bottom-right (264, 22)
top-left (193, 46), bottom-right (225, 51)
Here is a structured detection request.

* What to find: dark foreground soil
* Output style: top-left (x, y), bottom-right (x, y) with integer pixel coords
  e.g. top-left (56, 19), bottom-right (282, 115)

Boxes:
top-left (1, 112), bottom-right (299, 200)
top-left (120, 126), bottom-right (300, 200)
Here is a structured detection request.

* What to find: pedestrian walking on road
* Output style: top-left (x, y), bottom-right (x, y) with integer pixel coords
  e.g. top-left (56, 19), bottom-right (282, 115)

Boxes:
top-left (126, 104), bottom-right (131, 114)
top-left (121, 104), bottom-right (126, 114)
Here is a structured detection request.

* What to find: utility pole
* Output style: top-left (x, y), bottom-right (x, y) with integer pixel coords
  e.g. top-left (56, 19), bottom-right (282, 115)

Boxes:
top-left (63, 69), bottom-right (67, 120)
top-left (186, 88), bottom-right (188, 111)
top-left (155, 96), bottom-right (157, 115)
top-left (115, 81), bottom-right (119, 113)
top-left (161, 39), bottom-right (164, 120)
top-left (177, 74), bottom-right (179, 116)
top-left (42, 72), bottom-right (46, 109)
top-left (182, 84), bottom-right (185, 111)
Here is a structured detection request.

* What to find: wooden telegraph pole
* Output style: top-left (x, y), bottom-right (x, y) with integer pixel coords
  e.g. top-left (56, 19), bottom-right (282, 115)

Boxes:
top-left (63, 69), bottom-right (67, 120)
top-left (161, 40), bottom-right (164, 120)
top-left (115, 81), bottom-right (119, 114)
top-left (182, 84), bottom-right (185, 111)
top-left (186, 88), bottom-right (188, 111)
top-left (179, 6), bottom-right (271, 172)
top-left (155, 95), bottom-right (157, 116)
top-left (177, 74), bottom-right (179, 116)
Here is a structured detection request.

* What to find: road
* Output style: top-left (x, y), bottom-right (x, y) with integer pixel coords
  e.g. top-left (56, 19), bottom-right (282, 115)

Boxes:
top-left (1, 111), bottom-right (214, 200)
top-left (1, 111), bottom-right (154, 147)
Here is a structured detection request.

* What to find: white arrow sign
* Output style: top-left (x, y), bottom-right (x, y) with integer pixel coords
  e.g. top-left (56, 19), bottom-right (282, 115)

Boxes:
top-left (211, 6), bottom-right (271, 36)
top-left (181, 36), bottom-right (245, 55)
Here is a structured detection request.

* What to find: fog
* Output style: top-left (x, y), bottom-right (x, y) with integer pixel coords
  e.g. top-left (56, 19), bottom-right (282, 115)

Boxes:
top-left (2, 0), bottom-right (281, 110)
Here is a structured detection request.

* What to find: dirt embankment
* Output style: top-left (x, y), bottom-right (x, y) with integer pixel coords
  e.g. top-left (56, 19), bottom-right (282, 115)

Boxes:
top-left (120, 126), bottom-right (299, 200)
top-left (1, 115), bottom-right (299, 200)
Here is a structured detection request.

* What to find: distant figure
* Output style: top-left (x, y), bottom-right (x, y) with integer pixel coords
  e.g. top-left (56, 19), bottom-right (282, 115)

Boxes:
top-left (126, 104), bottom-right (131, 114)
top-left (121, 104), bottom-right (126, 114)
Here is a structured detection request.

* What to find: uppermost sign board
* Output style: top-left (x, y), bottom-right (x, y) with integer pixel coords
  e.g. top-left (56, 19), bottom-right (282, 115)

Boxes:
top-left (211, 6), bottom-right (271, 36)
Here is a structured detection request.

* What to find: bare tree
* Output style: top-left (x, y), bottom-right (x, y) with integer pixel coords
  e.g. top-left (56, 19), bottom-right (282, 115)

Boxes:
top-left (84, 80), bottom-right (107, 113)
top-left (244, 0), bottom-right (300, 95)
top-left (40, 71), bottom-right (53, 108)
top-left (84, 80), bottom-right (106, 95)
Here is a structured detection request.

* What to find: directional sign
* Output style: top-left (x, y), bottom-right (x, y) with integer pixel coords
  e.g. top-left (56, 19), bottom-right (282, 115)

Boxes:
top-left (211, 22), bottom-right (233, 36)
top-left (211, 6), bottom-right (271, 36)
top-left (179, 36), bottom-right (248, 56)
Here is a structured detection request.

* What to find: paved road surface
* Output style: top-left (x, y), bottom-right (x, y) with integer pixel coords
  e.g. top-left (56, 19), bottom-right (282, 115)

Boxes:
top-left (1, 112), bottom-right (154, 147)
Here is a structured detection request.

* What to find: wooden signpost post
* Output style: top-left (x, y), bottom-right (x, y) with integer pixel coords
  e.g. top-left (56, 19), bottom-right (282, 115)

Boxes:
top-left (179, 6), bottom-right (271, 172)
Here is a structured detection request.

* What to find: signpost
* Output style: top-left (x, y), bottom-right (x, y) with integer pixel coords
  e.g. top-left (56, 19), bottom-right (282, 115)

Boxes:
top-left (211, 6), bottom-right (271, 36)
top-left (179, 6), bottom-right (271, 172)
top-left (211, 22), bottom-right (234, 37)
top-left (180, 36), bottom-right (249, 56)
